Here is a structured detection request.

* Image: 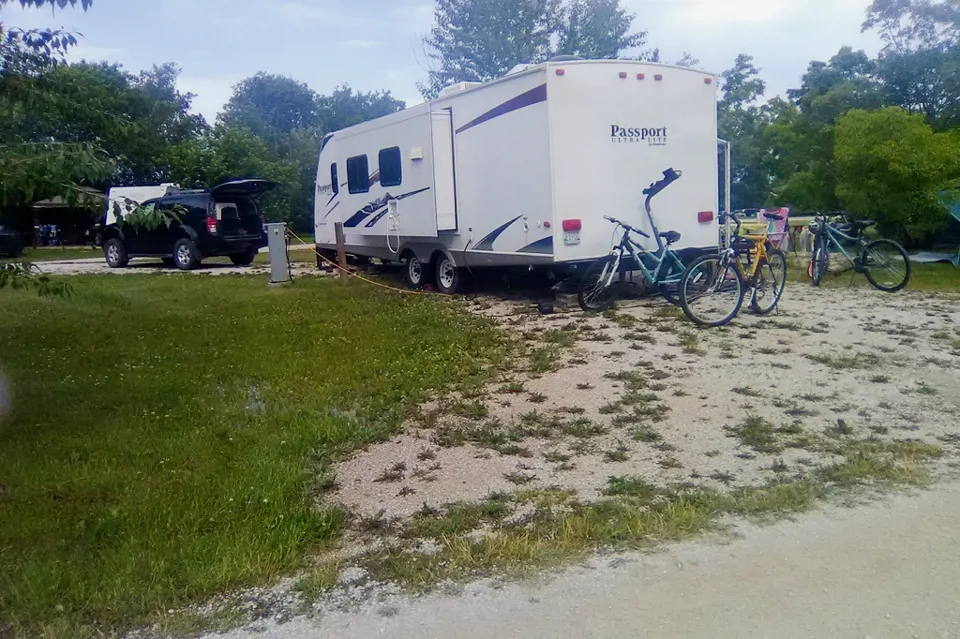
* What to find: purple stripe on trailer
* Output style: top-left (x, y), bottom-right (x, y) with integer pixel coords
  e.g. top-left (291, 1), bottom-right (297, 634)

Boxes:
top-left (455, 84), bottom-right (547, 134)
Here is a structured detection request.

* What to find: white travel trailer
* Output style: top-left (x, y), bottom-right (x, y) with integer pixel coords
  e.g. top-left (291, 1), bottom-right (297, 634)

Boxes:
top-left (314, 58), bottom-right (721, 294)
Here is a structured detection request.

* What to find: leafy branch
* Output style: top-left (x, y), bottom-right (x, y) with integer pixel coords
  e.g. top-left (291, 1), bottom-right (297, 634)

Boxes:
top-left (0, 261), bottom-right (72, 296)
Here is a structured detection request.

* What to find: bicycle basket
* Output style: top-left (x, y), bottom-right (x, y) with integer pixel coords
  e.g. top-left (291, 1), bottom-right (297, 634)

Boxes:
top-left (738, 222), bottom-right (768, 236)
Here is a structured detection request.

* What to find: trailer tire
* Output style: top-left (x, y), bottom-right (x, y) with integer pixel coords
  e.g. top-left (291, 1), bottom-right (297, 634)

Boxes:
top-left (404, 254), bottom-right (427, 289)
top-left (435, 255), bottom-right (460, 295)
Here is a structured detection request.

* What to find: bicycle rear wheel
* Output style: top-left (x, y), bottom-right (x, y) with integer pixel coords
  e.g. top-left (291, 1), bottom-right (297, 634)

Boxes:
top-left (679, 254), bottom-right (745, 327)
top-left (657, 256), bottom-right (684, 306)
top-left (750, 248), bottom-right (787, 315)
top-left (578, 255), bottom-right (620, 312)
top-left (862, 239), bottom-right (911, 292)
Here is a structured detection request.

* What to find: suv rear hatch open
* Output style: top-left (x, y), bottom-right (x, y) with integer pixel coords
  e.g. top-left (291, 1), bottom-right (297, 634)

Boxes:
top-left (211, 179), bottom-right (278, 239)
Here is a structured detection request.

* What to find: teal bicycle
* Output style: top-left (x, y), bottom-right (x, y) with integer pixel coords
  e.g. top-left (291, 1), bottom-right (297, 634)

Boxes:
top-left (578, 168), bottom-right (686, 312)
top-left (809, 215), bottom-right (911, 292)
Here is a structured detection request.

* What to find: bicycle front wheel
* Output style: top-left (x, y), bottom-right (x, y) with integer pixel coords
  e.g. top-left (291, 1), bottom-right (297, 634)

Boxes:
top-left (578, 255), bottom-right (620, 312)
top-left (862, 239), bottom-right (911, 292)
top-left (680, 254), bottom-right (745, 327)
top-left (811, 238), bottom-right (829, 287)
top-left (751, 249), bottom-right (787, 315)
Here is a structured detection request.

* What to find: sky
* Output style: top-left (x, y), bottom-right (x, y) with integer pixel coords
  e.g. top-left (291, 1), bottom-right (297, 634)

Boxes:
top-left (1, 0), bottom-right (885, 123)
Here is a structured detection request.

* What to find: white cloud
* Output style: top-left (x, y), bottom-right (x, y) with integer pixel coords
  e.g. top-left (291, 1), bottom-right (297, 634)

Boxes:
top-left (65, 45), bottom-right (124, 64)
top-left (343, 39), bottom-right (382, 49)
top-left (177, 75), bottom-right (242, 124)
top-left (278, 1), bottom-right (371, 27)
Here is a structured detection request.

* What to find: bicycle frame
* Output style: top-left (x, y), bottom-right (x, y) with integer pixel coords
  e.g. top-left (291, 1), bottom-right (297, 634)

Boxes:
top-left (598, 227), bottom-right (685, 289)
top-left (818, 222), bottom-right (869, 272)
top-left (723, 213), bottom-right (774, 285)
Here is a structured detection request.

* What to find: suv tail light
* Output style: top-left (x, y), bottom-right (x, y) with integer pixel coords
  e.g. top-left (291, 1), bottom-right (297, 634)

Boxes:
top-left (206, 213), bottom-right (218, 235)
top-left (562, 219), bottom-right (582, 232)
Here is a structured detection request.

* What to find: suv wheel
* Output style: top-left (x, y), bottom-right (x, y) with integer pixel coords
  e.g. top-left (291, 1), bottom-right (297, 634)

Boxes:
top-left (104, 238), bottom-right (129, 268)
top-left (172, 238), bottom-right (200, 270)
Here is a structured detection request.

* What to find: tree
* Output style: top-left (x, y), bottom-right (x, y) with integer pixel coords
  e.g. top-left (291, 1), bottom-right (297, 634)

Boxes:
top-left (863, 0), bottom-right (960, 127)
top-left (219, 73), bottom-right (320, 154)
top-left (1, 0), bottom-right (103, 294)
top-left (765, 47), bottom-right (884, 212)
top-left (555, 0), bottom-right (645, 59)
top-left (419, 0), bottom-right (643, 98)
top-left (834, 106), bottom-right (960, 241)
top-left (1, 0), bottom-right (113, 211)
top-left (420, 0), bottom-right (561, 98)
top-left (716, 54), bottom-right (772, 209)
top-left (316, 84), bottom-right (405, 132)
top-left (22, 61), bottom-right (206, 185)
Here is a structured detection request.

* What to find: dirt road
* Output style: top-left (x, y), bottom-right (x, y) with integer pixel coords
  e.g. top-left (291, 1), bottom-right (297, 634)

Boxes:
top-left (206, 481), bottom-right (960, 639)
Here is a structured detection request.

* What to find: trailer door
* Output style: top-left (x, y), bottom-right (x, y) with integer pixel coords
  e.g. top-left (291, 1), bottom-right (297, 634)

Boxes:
top-left (431, 111), bottom-right (458, 231)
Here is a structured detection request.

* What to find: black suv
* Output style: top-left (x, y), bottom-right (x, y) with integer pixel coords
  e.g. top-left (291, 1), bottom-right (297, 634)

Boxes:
top-left (100, 179), bottom-right (276, 270)
top-left (0, 227), bottom-right (24, 258)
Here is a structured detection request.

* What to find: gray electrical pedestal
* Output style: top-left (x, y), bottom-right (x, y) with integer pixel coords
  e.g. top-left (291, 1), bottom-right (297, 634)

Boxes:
top-left (265, 222), bottom-right (291, 286)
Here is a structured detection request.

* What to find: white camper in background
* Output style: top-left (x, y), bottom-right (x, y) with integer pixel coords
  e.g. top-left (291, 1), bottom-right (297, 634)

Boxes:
top-left (314, 58), bottom-right (721, 294)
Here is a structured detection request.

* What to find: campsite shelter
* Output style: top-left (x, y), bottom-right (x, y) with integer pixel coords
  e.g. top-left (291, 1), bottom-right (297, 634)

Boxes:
top-left (30, 187), bottom-right (104, 246)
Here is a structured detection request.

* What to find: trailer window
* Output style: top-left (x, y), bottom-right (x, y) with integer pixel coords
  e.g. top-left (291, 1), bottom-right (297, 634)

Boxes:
top-left (330, 163), bottom-right (339, 195)
top-left (378, 147), bottom-right (402, 187)
top-left (346, 155), bottom-right (370, 194)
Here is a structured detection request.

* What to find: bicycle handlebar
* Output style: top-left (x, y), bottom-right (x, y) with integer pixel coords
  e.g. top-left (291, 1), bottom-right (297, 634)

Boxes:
top-left (603, 215), bottom-right (650, 238)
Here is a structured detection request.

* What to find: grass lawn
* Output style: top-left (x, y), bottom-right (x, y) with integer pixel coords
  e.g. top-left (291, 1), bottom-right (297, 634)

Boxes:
top-left (785, 254), bottom-right (960, 292)
top-left (0, 276), bottom-right (505, 638)
top-left (1, 246), bottom-right (102, 263)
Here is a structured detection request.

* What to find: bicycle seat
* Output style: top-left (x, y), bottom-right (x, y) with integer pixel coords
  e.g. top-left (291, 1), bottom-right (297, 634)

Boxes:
top-left (659, 230), bottom-right (681, 245)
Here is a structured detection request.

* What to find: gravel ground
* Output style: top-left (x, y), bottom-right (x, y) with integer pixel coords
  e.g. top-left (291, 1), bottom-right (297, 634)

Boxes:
top-left (330, 284), bottom-right (960, 519)
top-left (194, 478), bottom-right (960, 639)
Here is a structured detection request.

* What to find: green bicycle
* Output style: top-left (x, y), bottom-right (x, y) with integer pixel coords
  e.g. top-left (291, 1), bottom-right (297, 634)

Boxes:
top-left (809, 215), bottom-right (911, 292)
top-left (578, 168), bottom-right (687, 312)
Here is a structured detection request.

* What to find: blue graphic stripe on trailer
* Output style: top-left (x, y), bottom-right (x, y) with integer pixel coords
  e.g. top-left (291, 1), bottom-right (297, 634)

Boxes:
top-left (474, 216), bottom-right (522, 251)
top-left (517, 236), bottom-right (554, 254)
top-left (342, 187), bottom-right (433, 228)
top-left (455, 84), bottom-right (547, 135)
top-left (323, 201), bottom-right (340, 220)
top-left (364, 208), bottom-right (389, 228)
top-left (343, 210), bottom-right (370, 228)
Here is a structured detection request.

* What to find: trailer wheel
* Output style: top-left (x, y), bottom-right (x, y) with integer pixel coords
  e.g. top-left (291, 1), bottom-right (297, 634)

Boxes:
top-left (404, 255), bottom-right (427, 289)
top-left (435, 255), bottom-right (460, 295)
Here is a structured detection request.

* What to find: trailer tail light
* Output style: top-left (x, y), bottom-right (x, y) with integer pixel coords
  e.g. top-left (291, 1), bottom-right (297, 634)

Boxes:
top-left (562, 219), bottom-right (582, 232)
top-left (556, 68), bottom-right (565, 76)
top-left (619, 71), bottom-right (627, 79)
top-left (704, 77), bottom-right (713, 84)
top-left (698, 211), bottom-right (715, 224)
top-left (206, 214), bottom-right (218, 235)
top-left (543, 221), bottom-right (551, 229)
top-left (654, 74), bottom-right (663, 81)
top-left (637, 73), bottom-right (645, 80)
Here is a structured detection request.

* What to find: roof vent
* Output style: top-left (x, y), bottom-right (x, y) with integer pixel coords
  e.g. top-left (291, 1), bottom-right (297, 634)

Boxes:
top-left (506, 63), bottom-right (534, 76)
top-left (438, 81), bottom-right (483, 97)
top-left (548, 54), bottom-right (585, 62)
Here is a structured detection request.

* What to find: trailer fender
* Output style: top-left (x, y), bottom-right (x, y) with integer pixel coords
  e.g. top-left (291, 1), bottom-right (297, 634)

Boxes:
top-left (429, 249), bottom-right (457, 269)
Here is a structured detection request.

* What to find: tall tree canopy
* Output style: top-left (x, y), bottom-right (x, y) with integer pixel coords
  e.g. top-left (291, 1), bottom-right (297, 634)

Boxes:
top-left (419, 0), bottom-right (644, 97)
top-left (1, 0), bottom-right (113, 209)
top-left (835, 106), bottom-right (960, 241)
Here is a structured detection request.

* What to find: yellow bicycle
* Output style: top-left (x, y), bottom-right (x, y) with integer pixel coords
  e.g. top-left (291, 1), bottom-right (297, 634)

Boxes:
top-left (679, 211), bottom-right (788, 327)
